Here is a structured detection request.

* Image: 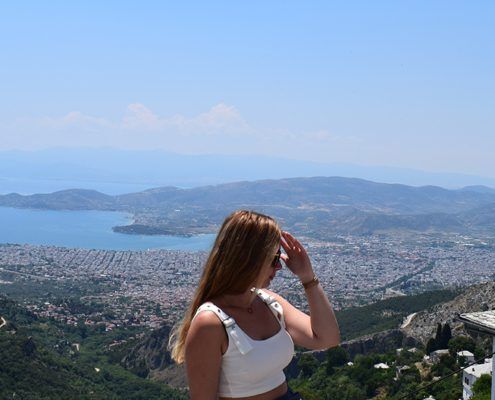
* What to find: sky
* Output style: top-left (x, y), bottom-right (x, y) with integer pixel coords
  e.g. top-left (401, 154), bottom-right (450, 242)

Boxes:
top-left (1, 1), bottom-right (494, 177)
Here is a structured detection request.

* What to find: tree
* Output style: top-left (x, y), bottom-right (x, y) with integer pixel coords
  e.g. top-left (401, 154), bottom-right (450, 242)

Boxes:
top-left (155, 303), bottom-right (163, 317)
top-left (426, 338), bottom-right (437, 354)
top-left (448, 335), bottom-right (476, 356)
top-left (297, 353), bottom-right (319, 378)
top-left (326, 346), bottom-right (349, 375)
top-left (435, 323), bottom-right (443, 346)
top-left (474, 346), bottom-right (486, 361)
top-left (440, 323), bottom-right (452, 349)
top-left (471, 373), bottom-right (491, 400)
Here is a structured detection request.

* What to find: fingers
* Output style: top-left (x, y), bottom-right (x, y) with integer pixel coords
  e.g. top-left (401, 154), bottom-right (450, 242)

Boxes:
top-left (282, 231), bottom-right (302, 254)
top-left (280, 237), bottom-right (291, 253)
top-left (282, 231), bottom-right (296, 249)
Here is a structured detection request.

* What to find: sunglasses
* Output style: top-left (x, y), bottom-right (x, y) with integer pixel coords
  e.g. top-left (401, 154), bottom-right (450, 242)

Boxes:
top-left (272, 249), bottom-right (282, 267)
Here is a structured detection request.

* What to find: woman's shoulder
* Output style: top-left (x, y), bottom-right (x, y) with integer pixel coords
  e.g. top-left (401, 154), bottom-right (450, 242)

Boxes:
top-left (191, 309), bottom-right (223, 329)
top-left (187, 307), bottom-right (225, 347)
top-left (191, 302), bottom-right (225, 330)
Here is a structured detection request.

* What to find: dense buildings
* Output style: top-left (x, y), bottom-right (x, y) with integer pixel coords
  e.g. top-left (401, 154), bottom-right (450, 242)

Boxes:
top-left (0, 233), bottom-right (493, 331)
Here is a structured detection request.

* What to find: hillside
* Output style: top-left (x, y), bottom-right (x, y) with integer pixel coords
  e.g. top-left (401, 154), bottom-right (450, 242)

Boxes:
top-left (401, 281), bottom-right (495, 343)
top-left (0, 296), bottom-right (186, 400)
top-left (0, 282), bottom-right (489, 398)
top-left (1, 176), bottom-right (495, 238)
top-left (120, 288), bottom-right (459, 389)
top-left (336, 289), bottom-right (459, 341)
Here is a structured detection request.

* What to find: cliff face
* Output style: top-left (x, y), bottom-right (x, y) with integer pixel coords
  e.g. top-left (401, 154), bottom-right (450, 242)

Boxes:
top-left (341, 329), bottom-right (417, 357)
top-left (123, 325), bottom-right (173, 372)
top-left (122, 325), bottom-right (187, 388)
top-left (302, 329), bottom-right (417, 363)
top-left (401, 281), bottom-right (495, 343)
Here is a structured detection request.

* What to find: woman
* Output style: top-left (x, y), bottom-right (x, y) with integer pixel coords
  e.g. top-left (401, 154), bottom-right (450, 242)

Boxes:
top-left (170, 210), bottom-right (340, 400)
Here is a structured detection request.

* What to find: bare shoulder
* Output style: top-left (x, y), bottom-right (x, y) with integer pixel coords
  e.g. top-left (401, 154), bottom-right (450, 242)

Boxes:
top-left (186, 310), bottom-right (226, 361)
top-left (187, 310), bottom-right (225, 342)
top-left (186, 310), bottom-right (225, 398)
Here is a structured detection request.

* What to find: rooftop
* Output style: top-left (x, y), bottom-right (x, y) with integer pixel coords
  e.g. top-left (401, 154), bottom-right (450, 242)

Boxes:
top-left (463, 358), bottom-right (492, 379)
top-left (459, 310), bottom-right (495, 335)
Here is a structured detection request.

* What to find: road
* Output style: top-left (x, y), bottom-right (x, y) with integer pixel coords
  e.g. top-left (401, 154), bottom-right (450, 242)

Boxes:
top-left (400, 312), bottom-right (418, 329)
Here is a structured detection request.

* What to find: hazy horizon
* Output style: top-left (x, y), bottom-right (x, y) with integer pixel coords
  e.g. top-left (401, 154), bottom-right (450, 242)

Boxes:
top-left (1, 147), bottom-right (495, 195)
top-left (1, 2), bottom-right (494, 180)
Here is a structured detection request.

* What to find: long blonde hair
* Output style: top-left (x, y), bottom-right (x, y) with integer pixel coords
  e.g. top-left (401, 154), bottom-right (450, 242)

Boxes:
top-left (169, 210), bottom-right (282, 363)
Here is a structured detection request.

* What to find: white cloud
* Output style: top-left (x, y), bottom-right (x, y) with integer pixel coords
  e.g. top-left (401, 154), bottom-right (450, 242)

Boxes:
top-left (193, 103), bottom-right (249, 133)
top-left (5, 104), bottom-right (358, 161)
top-left (121, 102), bottom-right (250, 135)
top-left (40, 111), bottom-right (112, 130)
top-left (122, 103), bottom-right (161, 130)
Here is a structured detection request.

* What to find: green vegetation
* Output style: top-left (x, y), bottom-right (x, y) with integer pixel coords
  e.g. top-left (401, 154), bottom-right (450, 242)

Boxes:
top-left (290, 346), bottom-right (461, 400)
top-left (472, 374), bottom-right (491, 400)
top-left (0, 285), bottom-right (478, 399)
top-left (291, 349), bottom-right (398, 400)
top-left (426, 323), bottom-right (452, 353)
top-left (0, 268), bottom-right (118, 303)
top-left (0, 296), bottom-right (186, 399)
top-left (289, 327), bottom-right (489, 400)
top-left (336, 289), bottom-right (459, 340)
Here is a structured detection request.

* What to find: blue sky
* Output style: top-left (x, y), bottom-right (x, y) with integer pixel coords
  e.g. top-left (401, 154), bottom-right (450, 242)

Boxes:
top-left (1, 1), bottom-right (494, 176)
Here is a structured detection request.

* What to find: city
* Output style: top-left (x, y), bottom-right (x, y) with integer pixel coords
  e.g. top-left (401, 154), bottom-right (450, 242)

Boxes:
top-left (1, 232), bottom-right (493, 333)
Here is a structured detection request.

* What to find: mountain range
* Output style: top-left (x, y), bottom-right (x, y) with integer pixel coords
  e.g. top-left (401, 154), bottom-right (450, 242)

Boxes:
top-left (2, 148), bottom-right (495, 192)
top-left (1, 176), bottom-right (495, 238)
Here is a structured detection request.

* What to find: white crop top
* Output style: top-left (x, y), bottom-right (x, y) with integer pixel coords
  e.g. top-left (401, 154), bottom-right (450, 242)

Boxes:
top-left (193, 289), bottom-right (294, 398)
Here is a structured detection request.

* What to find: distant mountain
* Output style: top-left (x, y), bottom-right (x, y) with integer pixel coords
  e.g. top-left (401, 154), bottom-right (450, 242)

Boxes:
top-left (1, 176), bottom-right (495, 238)
top-left (0, 189), bottom-right (115, 210)
top-left (1, 148), bottom-right (495, 192)
top-left (3, 177), bottom-right (495, 214)
top-left (459, 185), bottom-right (495, 194)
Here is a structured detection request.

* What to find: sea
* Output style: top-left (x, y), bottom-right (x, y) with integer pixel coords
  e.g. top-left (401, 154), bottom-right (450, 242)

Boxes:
top-left (0, 178), bottom-right (217, 251)
top-left (0, 207), bottom-right (215, 252)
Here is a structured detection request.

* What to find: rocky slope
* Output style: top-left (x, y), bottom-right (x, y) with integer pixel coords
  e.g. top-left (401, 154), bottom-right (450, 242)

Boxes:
top-left (401, 281), bottom-right (495, 343)
top-left (122, 325), bottom-right (187, 388)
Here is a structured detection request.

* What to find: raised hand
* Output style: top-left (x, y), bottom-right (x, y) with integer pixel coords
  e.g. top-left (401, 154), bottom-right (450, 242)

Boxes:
top-left (280, 231), bottom-right (314, 283)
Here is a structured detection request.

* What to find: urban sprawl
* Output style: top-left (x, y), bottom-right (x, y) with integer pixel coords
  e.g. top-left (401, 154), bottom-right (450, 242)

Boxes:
top-left (0, 233), bottom-right (494, 333)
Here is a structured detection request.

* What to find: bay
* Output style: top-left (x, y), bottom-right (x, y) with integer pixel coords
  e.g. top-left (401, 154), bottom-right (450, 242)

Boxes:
top-left (0, 207), bottom-right (215, 251)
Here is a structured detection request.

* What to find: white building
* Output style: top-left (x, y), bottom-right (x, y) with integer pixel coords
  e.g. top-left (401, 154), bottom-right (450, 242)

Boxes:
top-left (462, 358), bottom-right (492, 400)
top-left (460, 311), bottom-right (495, 400)
top-left (457, 350), bottom-right (475, 364)
top-left (430, 349), bottom-right (450, 363)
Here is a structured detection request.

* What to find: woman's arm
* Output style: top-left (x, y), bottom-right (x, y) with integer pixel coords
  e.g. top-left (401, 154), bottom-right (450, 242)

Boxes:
top-left (272, 231), bottom-right (340, 350)
top-left (185, 311), bottom-right (225, 400)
